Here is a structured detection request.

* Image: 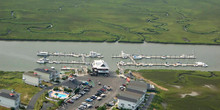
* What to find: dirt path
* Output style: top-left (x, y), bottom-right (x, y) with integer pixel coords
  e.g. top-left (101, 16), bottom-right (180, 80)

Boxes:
top-left (133, 72), bottom-right (169, 91)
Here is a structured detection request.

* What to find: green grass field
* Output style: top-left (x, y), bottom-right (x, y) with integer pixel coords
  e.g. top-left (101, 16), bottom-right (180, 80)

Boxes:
top-left (137, 69), bottom-right (220, 110)
top-left (0, 0), bottom-right (220, 44)
top-left (0, 71), bottom-right (41, 105)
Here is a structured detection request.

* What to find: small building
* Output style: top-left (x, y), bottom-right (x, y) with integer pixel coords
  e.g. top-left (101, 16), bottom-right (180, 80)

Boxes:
top-left (118, 81), bottom-right (147, 110)
top-left (34, 67), bottom-right (59, 82)
top-left (23, 72), bottom-right (41, 86)
top-left (91, 60), bottom-right (109, 74)
top-left (0, 89), bottom-right (20, 110)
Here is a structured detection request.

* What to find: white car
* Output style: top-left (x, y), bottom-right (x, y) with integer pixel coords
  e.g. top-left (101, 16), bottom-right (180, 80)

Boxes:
top-left (81, 102), bottom-right (88, 106)
top-left (87, 104), bottom-right (93, 108)
top-left (97, 97), bottom-right (102, 101)
top-left (100, 94), bottom-right (106, 97)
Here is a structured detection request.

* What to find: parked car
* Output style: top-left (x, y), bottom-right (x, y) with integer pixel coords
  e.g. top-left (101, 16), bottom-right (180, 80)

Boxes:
top-left (79, 91), bottom-right (86, 95)
top-left (78, 105), bottom-right (85, 110)
top-left (86, 98), bottom-right (93, 102)
top-left (81, 102), bottom-right (88, 107)
top-left (100, 94), bottom-right (106, 97)
top-left (67, 99), bottom-right (74, 103)
top-left (72, 96), bottom-right (79, 100)
top-left (95, 92), bottom-right (101, 96)
top-left (106, 101), bottom-right (114, 107)
top-left (84, 89), bottom-right (90, 92)
top-left (97, 97), bottom-right (102, 101)
top-left (87, 104), bottom-right (93, 108)
top-left (95, 106), bottom-right (99, 109)
top-left (98, 82), bottom-right (101, 85)
top-left (90, 95), bottom-right (97, 100)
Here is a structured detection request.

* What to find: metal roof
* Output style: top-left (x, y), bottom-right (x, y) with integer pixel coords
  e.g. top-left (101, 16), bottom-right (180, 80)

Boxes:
top-left (23, 72), bottom-right (40, 78)
top-left (0, 89), bottom-right (19, 101)
top-left (34, 67), bottom-right (57, 74)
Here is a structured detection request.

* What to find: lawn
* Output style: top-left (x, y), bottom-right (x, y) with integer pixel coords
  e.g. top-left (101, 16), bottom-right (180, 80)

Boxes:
top-left (136, 69), bottom-right (220, 110)
top-left (0, 0), bottom-right (220, 44)
top-left (0, 71), bottom-right (41, 105)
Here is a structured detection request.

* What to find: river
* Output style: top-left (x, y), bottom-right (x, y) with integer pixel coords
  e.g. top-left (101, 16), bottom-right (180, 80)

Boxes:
top-left (0, 41), bottom-right (219, 71)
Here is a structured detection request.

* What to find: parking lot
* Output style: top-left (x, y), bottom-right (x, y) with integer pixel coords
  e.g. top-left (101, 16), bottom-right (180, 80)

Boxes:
top-left (59, 72), bottom-right (126, 110)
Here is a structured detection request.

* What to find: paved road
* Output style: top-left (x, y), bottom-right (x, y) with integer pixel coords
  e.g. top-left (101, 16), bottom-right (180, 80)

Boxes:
top-left (26, 81), bottom-right (68, 110)
top-left (27, 87), bottom-right (51, 110)
top-left (143, 94), bottom-right (154, 110)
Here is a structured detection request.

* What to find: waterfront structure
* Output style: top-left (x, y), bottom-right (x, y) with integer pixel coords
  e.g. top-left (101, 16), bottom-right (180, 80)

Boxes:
top-left (0, 89), bottom-right (20, 110)
top-left (92, 60), bottom-right (109, 74)
top-left (118, 81), bottom-right (147, 110)
top-left (34, 67), bottom-right (59, 82)
top-left (23, 72), bottom-right (41, 86)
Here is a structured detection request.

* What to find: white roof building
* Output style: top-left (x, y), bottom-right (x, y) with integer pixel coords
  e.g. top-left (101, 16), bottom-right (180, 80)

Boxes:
top-left (92, 60), bottom-right (109, 74)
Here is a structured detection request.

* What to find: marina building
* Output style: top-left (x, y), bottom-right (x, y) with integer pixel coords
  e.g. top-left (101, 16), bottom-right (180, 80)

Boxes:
top-left (0, 89), bottom-right (20, 110)
top-left (91, 60), bottom-right (109, 74)
top-left (23, 72), bottom-right (41, 86)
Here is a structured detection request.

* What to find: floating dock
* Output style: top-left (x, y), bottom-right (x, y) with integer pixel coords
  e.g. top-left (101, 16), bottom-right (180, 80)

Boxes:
top-left (118, 61), bottom-right (208, 67)
top-left (37, 51), bottom-right (104, 58)
top-left (112, 51), bottom-right (196, 59)
top-left (36, 57), bottom-right (90, 65)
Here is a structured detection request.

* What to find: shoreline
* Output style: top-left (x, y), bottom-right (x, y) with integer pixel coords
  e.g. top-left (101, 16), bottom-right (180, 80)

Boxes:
top-left (0, 39), bottom-right (220, 46)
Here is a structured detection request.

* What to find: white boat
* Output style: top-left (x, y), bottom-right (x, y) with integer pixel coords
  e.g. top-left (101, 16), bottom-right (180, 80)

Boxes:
top-left (165, 64), bottom-right (170, 67)
top-left (161, 56), bottom-right (167, 59)
top-left (195, 62), bottom-right (208, 67)
top-left (121, 51), bottom-right (129, 59)
top-left (36, 58), bottom-right (49, 64)
top-left (37, 51), bottom-right (49, 56)
top-left (133, 55), bottom-right (142, 60)
top-left (149, 63), bottom-right (153, 67)
top-left (89, 51), bottom-right (103, 58)
top-left (145, 56), bottom-right (151, 59)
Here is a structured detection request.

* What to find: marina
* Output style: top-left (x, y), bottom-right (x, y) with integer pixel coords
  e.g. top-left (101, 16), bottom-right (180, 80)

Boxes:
top-left (0, 41), bottom-right (219, 71)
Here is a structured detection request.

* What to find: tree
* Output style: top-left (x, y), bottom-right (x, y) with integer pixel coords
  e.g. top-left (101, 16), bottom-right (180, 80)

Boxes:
top-left (97, 105), bottom-right (106, 110)
top-left (58, 100), bottom-right (64, 106)
top-left (55, 93), bottom-right (59, 98)
top-left (53, 87), bottom-right (59, 91)
top-left (74, 88), bottom-right (80, 94)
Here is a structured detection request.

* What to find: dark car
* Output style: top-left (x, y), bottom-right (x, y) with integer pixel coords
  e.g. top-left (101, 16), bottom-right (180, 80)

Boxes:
top-left (90, 95), bottom-right (97, 99)
top-left (84, 89), bottom-right (90, 92)
top-left (95, 106), bottom-right (99, 109)
top-left (95, 92), bottom-right (101, 96)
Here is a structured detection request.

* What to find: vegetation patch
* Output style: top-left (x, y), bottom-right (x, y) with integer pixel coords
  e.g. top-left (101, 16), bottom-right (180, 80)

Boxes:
top-left (0, 0), bottom-right (220, 44)
top-left (136, 69), bottom-right (220, 110)
top-left (0, 71), bottom-right (41, 105)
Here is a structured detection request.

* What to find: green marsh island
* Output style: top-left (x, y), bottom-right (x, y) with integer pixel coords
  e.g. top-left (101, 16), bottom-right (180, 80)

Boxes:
top-left (0, 0), bottom-right (220, 44)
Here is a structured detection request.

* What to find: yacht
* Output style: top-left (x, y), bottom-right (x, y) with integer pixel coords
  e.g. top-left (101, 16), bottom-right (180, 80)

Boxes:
top-left (195, 62), bottom-right (208, 67)
top-left (36, 58), bottom-right (49, 64)
top-left (121, 51), bottom-right (129, 59)
top-left (37, 51), bottom-right (49, 56)
top-left (89, 51), bottom-right (103, 58)
top-left (133, 55), bottom-right (142, 60)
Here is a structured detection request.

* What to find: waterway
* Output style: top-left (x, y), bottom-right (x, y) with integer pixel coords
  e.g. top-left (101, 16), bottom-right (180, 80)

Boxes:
top-left (0, 41), bottom-right (219, 71)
